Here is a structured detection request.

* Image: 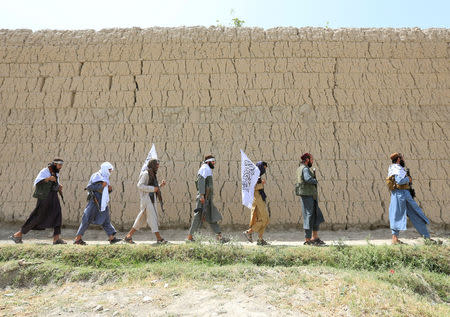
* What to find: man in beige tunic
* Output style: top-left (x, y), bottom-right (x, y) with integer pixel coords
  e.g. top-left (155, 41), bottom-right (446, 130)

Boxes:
top-left (123, 159), bottom-right (167, 244)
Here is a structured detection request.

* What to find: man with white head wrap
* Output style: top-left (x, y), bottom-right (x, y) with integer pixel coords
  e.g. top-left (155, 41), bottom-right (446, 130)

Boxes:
top-left (73, 162), bottom-right (120, 245)
top-left (186, 155), bottom-right (229, 243)
top-left (386, 153), bottom-right (438, 245)
top-left (10, 159), bottom-right (67, 244)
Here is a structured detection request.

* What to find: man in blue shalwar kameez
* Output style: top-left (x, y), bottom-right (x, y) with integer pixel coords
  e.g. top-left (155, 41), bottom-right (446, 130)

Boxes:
top-left (73, 162), bottom-right (121, 245)
top-left (387, 153), bottom-right (437, 245)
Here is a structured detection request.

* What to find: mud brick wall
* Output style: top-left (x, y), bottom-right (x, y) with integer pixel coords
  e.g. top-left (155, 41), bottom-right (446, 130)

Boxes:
top-left (0, 27), bottom-right (448, 230)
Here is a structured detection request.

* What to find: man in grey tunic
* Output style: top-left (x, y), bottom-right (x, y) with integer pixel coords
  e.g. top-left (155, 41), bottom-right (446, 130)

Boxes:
top-left (295, 153), bottom-right (325, 246)
top-left (186, 155), bottom-right (229, 243)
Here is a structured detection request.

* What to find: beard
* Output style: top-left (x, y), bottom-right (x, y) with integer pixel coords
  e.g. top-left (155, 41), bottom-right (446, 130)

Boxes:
top-left (399, 160), bottom-right (405, 167)
top-left (307, 162), bottom-right (313, 168)
top-left (50, 164), bottom-right (60, 173)
top-left (208, 162), bottom-right (215, 169)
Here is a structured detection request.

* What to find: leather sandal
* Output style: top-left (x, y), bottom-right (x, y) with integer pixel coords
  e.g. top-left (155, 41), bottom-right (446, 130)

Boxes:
top-left (10, 235), bottom-right (23, 244)
top-left (109, 237), bottom-right (121, 244)
top-left (73, 239), bottom-right (87, 245)
top-left (243, 231), bottom-right (253, 243)
top-left (123, 236), bottom-right (135, 244)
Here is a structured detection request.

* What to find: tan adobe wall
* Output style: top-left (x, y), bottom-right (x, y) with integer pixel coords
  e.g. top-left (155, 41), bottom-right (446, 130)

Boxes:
top-left (0, 27), bottom-right (448, 229)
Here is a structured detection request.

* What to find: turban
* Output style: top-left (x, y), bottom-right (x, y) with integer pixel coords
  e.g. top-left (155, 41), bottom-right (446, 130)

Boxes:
top-left (301, 153), bottom-right (312, 162)
top-left (390, 153), bottom-right (401, 162)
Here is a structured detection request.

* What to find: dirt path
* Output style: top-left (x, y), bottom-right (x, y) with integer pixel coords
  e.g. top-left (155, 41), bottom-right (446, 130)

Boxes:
top-left (1, 225), bottom-right (448, 246)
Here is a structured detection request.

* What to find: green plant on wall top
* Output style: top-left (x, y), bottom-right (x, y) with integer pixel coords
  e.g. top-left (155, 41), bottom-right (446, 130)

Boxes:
top-left (216, 9), bottom-right (245, 28)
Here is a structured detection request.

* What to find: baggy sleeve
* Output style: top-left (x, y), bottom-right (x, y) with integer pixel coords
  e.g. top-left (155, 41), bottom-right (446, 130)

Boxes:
top-left (302, 167), bottom-right (318, 185)
top-left (197, 175), bottom-right (206, 195)
top-left (137, 172), bottom-right (156, 193)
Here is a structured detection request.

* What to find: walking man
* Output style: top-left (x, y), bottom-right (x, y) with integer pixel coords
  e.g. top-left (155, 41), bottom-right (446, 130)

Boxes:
top-left (123, 159), bottom-right (167, 244)
top-left (243, 161), bottom-right (270, 245)
top-left (73, 162), bottom-right (120, 245)
top-left (387, 153), bottom-right (437, 244)
top-left (187, 155), bottom-right (229, 243)
top-left (295, 153), bottom-right (325, 246)
top-left (10, 159), bottom-right (66, 244)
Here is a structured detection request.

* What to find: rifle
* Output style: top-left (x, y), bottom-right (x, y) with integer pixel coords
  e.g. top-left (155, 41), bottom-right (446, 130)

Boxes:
top-left (156, 188), bottom-right (165, 213)
top-left (406, 168), bottom-right (416, 198)
top-left (58, 190), bottom-right (66, 205)
top-left (49, 166), bottom-right (65, 205)
top-left (85, 187), bottom-right (102, 214)
top-left (193, 188), bottom-right (209, 222)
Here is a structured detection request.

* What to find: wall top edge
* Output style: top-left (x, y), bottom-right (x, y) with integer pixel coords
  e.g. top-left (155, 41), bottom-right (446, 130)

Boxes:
top-left (0, 26), bottom-right (449, 45)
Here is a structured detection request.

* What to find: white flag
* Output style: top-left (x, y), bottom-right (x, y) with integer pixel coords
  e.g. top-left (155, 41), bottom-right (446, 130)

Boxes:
top-left (240, 150), bottom-right (260, 209)
top-left (141, 143), bottom-right (158, 172)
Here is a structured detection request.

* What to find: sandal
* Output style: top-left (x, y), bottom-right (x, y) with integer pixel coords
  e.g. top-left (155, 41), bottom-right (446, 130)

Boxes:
top-left (312, 238), bottom-right (326, 246)
top-left (53, 239), bottom-right (67, 245)
top-left (123, 236), bottom-right (135, 244)
top-left (303, 240), bottom-right (314, 246)
top-left (109, 237), bottom-right (121, 244)
top-left (424, 238), bottom-right (443, 245)
top-left (157, 239), bottom-right (168, 244)
top-left (218, 237), bottom-right (230, 244)
top-left (257, 239), bottom-right (270, 246)
top-left (392, 239), bottom-right (407, 245)
top-left (243, 231), bottom-right (253, 243)
top-left (73, 239), bottom-right (87, 245)
top-left (9, 235), bottom-right (23, 244)
top-left (186, 238), bottom-right (196, 243)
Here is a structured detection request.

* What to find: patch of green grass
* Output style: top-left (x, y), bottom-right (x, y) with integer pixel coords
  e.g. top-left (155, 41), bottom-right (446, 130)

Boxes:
top-left (0, 243), bottom-right (448, 303)
top-left (0, 243), bottom-right (448, 273)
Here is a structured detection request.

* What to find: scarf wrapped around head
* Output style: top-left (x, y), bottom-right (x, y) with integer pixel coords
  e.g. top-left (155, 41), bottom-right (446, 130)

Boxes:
top-left (100, 162), bottom-right (114, 185)
top-left (256, 161), bottom-right (267, 202)
top-left (99, 162), bottom-right (114, 212)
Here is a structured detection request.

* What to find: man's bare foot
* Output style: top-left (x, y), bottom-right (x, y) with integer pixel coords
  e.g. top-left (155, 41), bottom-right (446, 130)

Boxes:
top-left (392, 236), bottom-right (406, 245)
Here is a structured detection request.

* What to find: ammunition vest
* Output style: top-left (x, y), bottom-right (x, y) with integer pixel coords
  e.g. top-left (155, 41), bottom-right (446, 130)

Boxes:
top-left (33, 181), bottom-right (54, 200)
top-left (295, 164), bottom-right (318, 197)
top-left (386, 175), bottom-right (410, 191)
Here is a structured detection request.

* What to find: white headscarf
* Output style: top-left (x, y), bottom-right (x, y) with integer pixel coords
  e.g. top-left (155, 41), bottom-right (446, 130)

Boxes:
top-left (88, 162), bottom-right (114, 212)
top-left (34, 168), bottom-right (52, 186)
top-left (198, 163), bottom-right (213, 178)
top-left (100, 162), bottom-right (114, 184)
top-left (387, 163), bottom-right (407, 179)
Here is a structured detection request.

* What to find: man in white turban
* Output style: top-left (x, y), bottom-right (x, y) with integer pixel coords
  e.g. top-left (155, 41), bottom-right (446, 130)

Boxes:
top-left (73, 162), bottom-right (120, 245)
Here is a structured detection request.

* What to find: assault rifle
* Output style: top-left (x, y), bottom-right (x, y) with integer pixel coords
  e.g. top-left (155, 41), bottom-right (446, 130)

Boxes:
top-left (406, 168), bottom-right (416, 198)
top-left (157, 189), bottom-right (165, 213)
top-left (49, 167), bottom-right (65, 205)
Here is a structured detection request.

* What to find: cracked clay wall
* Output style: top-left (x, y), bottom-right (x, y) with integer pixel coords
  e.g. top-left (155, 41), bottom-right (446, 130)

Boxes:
top-left (0, 27), bottom-right (449, 230)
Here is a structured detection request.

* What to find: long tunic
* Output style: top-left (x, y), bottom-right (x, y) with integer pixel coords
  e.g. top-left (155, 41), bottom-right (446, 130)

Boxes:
top-left (299, 167), bottom-right (324, 230)
top-left (132, 171), bottom-right (159, 232)
top-left (249, 182), bottom-right (269, 234)
top-left (196, 164), bottom-right (222, 223)
top-left (76, 181), bottom-right (116, 236)
top-left (389, 174), bottom-right (429, 231)
top-left (21, 168), bottom-right (62, 233)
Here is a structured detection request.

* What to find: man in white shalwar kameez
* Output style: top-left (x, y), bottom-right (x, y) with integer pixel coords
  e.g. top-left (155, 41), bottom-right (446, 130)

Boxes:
top-left (123, 159), bottom-right (167, 244)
